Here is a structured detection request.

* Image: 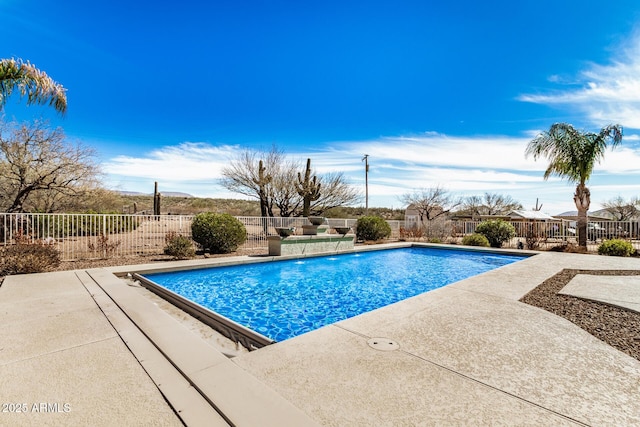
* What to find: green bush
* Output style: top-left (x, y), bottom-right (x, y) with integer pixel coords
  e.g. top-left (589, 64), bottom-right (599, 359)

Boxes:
top-left (0, 242), bottom-right (60, 275)
top-left (191, 213), bottom-right (247, 254)
top-left (475, 219), bottom-right (516, 248)
top-left (597, 239), bottom-right (634, 257)
top-left (462, 233), bottom-right (490, 247)
top-left (355, 216), bottom-right (392, 241)
top-left (164, 232), bottom-right (195, 259)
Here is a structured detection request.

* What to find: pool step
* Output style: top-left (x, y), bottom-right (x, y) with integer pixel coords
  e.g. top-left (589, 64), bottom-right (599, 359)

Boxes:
top-left (80, 268), bottom-right (320, 427)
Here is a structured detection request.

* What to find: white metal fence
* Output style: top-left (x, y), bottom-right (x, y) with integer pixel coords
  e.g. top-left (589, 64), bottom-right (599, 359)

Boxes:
top-left (1, 213), bottom-right (194, 261)
top-left (411, 218), bottom-right (640, 251)
top-left (1, 213), bottom-right (638, 261)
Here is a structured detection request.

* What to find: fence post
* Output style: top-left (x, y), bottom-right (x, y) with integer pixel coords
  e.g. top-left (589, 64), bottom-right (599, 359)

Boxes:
top-left (102, 214), bottom-right (107, 258)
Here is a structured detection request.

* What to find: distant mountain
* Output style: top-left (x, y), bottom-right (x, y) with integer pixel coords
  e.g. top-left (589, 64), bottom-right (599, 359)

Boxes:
top-left (118, 190), bottom-right (145, 196)
top-left (555, 210), bottom-right (615, 220)
top-left (592, 209), bottom-right (616, 220)
top-left (162, 192), bottom-right (194, 198)
top-left (117, 190), bottom-right (194, 198)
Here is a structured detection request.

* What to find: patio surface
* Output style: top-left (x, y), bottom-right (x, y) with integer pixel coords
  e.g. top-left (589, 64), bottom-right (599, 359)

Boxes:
top-left (1, 244), bottom-right (639, 426)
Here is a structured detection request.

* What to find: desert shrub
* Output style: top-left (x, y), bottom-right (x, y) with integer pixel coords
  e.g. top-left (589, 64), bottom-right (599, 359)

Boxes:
top-left (399, 226), bottom-right (424, 240)
top-left (548, 242), bottom-right (569, 252)
top-left (598, 239), bottom-right (634, 257)
top-left (475, 219), bottom-right (516, 248)
top-left (525, 224), bottom-right (543, 250)
top-left (164, 231), bottom-right (195, 259)
top-left (547, 242), bottom-right (590, 254)
top-left (355, 216), bottom-right (392, 241)
top-left (87, 233), bottom-right (121, 258)
top-left (191, 212), bottom-right (247, 254)
top-left (0, 242), bottom-right (60, 275)
top-left (548, 242), bottom-right (587, 254)
top-left (461, 233), bottom-right (490, 247)
top-left (428, 238), bottom-right (443, 243)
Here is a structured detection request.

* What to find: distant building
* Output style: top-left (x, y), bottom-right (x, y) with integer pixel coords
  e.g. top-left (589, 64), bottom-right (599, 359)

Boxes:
top-left (507, 210), bottom-right (558, 222)
top-left (404, 204), bottom-right (420, 226)
top-left (448, 210), bottom-right (559, 222)
top-left (403, 204), bottom-right (448, 226)
top-left (554, 211), bottom-right (612, 221)
top-left (405, 206), bottom-right (560, 224)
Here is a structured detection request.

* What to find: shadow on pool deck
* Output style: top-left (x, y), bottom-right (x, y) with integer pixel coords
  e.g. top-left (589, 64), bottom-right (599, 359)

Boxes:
top-left (1, 243), bottom-right (640, 426)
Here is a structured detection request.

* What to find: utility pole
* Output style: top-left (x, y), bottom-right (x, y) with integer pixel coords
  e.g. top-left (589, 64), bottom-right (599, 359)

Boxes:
top-left (362, 154), bottom-right (369, 214)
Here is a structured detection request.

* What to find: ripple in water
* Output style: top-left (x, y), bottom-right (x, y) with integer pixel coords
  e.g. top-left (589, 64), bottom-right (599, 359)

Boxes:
top-left (145, 247), bottom-right (525, 342)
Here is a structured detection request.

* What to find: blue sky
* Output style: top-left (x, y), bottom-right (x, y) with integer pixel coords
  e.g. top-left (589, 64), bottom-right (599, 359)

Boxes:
top-left (3, 0), bottom-right (640, 214)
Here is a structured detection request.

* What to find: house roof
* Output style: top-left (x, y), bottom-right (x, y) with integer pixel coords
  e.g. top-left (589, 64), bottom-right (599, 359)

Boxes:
top-left (554, 211), bottom-right (612, 221)
top-left (508, 210), bottom-right (557, 220)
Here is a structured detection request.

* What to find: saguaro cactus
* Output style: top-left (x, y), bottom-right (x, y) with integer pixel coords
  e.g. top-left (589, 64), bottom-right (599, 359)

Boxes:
top-left (295, 158), bottom-right (321, 217)
top-left (252, 159), bottom-right (272, 218)
top-left (153, 182), bottom-right (161, 216)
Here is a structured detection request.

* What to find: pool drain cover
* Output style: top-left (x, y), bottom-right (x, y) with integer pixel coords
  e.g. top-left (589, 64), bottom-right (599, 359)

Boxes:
top-left (367, 338), bottom-right (399, 351)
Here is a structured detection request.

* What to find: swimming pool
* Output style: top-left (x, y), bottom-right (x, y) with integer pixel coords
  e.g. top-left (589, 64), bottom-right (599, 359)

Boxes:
top-left (141, 246), bottom-right (527, 343)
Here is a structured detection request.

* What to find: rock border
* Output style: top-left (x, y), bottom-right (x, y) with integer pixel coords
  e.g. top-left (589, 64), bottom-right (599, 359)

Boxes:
top-left (520, 269), bottom-right (640, 362)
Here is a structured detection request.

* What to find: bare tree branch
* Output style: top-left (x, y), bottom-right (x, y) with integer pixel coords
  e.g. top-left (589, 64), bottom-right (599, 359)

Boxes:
top-left (401, 186), bottom-right (460, 222)
top-left (0, 120), bottom-right (100, 212)
top-left (221, 146), bottom-right (360, 217)
top-left (459, 193), bottom-right (522, 217)
top-left (601, 196), bottom-right (640, 221)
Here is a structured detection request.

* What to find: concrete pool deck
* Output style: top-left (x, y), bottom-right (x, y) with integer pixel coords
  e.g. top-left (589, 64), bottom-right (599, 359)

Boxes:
top-left (1, 244), bottom-right (640, 426)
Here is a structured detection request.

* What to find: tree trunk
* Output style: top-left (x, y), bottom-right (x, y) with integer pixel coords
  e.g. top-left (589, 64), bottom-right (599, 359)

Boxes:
top-left (574, 183), bottom-right (590, 248)
top-left (7, 185), bottom-right (35, 213)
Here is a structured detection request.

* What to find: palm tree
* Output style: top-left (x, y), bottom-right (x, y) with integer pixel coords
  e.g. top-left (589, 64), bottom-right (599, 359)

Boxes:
top-left (0, 58), bottom-right (67, 114)
top-left (526, 123), bottom-right (623, 248)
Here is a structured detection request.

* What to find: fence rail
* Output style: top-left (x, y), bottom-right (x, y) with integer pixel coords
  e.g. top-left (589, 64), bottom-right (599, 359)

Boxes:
top-left (1, 213), bottom-right (638, 261)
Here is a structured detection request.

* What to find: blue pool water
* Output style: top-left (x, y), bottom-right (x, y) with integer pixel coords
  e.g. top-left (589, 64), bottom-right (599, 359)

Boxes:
top-left (143, 247), bottom-right (526, 342)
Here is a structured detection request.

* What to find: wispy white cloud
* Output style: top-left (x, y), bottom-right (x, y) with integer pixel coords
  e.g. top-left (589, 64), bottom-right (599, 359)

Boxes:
top-left (104, 142), bottom-right (240, 181)
top-left (337, 133), bottom-right (536, 170)
top-left (598, 147), bottom-right (640, 174)
top-left (518, 30), bottom-right (640, 129)
top-left (102, 132), bottom-right (640, 213)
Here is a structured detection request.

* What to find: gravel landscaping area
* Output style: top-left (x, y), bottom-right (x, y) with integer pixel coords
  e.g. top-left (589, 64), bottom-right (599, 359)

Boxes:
top-left (520, 269), bottom-right (640, 362)
top-left (56, 247), bottom-right (267, 271)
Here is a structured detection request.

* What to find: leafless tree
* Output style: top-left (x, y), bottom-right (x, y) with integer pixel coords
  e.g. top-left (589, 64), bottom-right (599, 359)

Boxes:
top-left (221, 146), bottom-right (360, 217)
top-left (270, 155), bottom-right (302, 217)
top-left (459, 192), bottom-right (522, 218)
top-left (220, 147), bottom-right (285, 217)
top-left (310, 171), bottom-right (361, 216)
top-left (459, 195), bottom-right (483, 218)
top-left (401, 186), bottom-right (460, 222)
top-left (0, 120), bottom-right (100, 212)
top-left (601, 196), bottom-right (640, 221)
